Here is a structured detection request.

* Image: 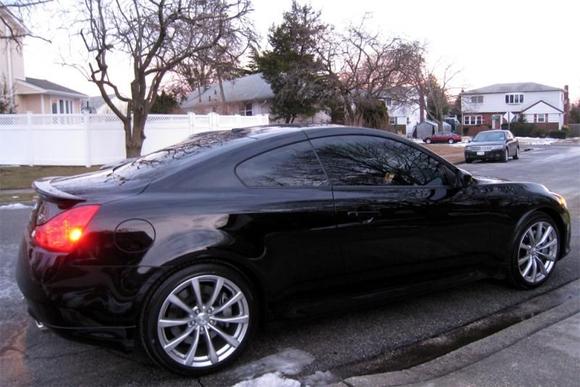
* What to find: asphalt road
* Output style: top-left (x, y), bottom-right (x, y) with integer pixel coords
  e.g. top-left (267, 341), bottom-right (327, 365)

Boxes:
top-left (1, 145), bottom-right (579, 387)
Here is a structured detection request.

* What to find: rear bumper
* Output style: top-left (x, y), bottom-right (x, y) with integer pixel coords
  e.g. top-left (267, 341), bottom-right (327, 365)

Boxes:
top-left (15, 237), bottom-right (160, 348)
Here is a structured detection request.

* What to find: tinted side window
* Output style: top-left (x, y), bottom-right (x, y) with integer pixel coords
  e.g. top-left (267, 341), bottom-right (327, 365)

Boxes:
top-left (312, 135), bottom-right (450, 186)
top-left (236, 141), bottom-right (327, 187)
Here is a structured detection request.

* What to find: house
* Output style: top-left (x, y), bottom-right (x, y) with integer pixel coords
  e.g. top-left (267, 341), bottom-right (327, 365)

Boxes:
top-left (381, 94), bottom-right (422, 135)
top-left (461, 82), bottom-right (569, 134)
top-left (0, 8), bottom-right (87, 114)
top-left (15, 77), bottom-right (87, 114)
top-left (181, 73), bottom-right (274, 117)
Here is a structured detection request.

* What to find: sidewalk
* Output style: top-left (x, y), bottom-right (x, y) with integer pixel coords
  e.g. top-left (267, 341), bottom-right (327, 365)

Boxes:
top-left (341, 294), bottom-right (580, 387)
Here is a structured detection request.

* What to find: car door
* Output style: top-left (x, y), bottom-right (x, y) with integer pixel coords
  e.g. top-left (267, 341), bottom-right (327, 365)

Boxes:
top-left (310, 134), bottom-right (491, 289)
top-left (234, 138), bottom-right (346, 305)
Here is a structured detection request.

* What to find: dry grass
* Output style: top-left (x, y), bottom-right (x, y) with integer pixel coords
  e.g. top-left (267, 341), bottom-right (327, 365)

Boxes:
top-left (423, 144), bottom-right (465, 164)
top-left (0, 166), bottom-right (101, 190)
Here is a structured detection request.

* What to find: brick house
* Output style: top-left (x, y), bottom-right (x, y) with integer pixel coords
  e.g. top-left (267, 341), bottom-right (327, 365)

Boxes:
top-left (461, 83), bottom-right (569, 135)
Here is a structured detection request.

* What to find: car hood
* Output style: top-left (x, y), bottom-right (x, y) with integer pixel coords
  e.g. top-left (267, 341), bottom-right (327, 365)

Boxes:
top-left (473, 175), bottom-right (510, 184)
top-left (472, 175), bottom-right (551, 194)
top-left (466, 141), bottom-right (506, 147)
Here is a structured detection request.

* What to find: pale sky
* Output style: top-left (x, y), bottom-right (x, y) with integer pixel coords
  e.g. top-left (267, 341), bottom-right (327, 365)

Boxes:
top-left (22, 0), bottom-right (580, 101)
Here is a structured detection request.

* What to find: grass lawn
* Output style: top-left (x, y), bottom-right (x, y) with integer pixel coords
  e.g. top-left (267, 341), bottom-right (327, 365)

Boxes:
top-left (423, 144), bottom-right (465, 165)
top-left (0, 166), bottom-right (101, 190)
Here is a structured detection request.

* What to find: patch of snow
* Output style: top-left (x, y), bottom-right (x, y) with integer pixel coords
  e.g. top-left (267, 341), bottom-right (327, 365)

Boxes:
top-left (0, 243), bottom-right (24, 301)
top-left (302, 370), bottom-right (338, 386)
top-left (516, 137), bottom-right (559, 145)
top-left (232, 372), bottom-right (300, 387)
top-left (230, 348), bottom-right (315, 381)
top-left (0, 203), bottom-right (33, 210)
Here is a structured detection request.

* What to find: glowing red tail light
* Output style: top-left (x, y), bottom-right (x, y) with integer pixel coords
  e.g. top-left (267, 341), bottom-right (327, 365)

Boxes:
top-left (33, 205), bottom-right (100, 253)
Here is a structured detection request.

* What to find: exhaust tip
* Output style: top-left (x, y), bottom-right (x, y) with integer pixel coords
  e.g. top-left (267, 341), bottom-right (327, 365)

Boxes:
top-left (34, 320), bottom-right (46, 330)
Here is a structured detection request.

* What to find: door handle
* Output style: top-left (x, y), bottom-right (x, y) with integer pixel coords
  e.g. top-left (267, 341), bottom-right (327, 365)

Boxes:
top-left (347, 210), bottom-right (380, 224)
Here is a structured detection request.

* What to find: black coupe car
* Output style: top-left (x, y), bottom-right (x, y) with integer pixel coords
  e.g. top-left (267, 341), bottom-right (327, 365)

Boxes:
top-left (17, 125), bottom-right (571, 375)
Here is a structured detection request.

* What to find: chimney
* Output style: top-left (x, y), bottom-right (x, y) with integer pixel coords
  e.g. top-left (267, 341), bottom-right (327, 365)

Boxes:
top-left (564, 85), bottom-right (570, 126)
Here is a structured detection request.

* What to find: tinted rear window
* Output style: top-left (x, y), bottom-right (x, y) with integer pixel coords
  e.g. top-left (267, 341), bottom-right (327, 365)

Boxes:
top-left (111, 131), bottom-right (252, 183)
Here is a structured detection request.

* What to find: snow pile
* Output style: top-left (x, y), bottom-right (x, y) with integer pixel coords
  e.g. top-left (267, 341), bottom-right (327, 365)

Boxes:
top-left (230, 348), bottom-right (315, 381)
top-left (516, 137), bottom-right (560, 145)
top-left (233, 372), bottom-right (300, 387)
top-left (0, 203), bottom-right (33, 210)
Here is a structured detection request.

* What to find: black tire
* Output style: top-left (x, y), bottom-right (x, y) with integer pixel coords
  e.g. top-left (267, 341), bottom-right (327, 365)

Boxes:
top-left (465, 157), bottom-right (473, 164)
top-left (448, 138), bottom-right (454, 144)
top-left (502, 148), bottom-right (509, 162)
top-left (513, 146), bottom-right (520, 160)
top-left (424, 138), bottom-right (432, 144)
top-left (507, 212), bottom-right (560, 290)
top-left (140, 264), bottom-right (257, 376)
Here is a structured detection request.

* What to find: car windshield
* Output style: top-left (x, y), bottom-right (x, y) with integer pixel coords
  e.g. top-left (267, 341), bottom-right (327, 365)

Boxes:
top-left (110, 131), bottom-right (251, 183)
top-left (473, 132), bottom-right (505, 142)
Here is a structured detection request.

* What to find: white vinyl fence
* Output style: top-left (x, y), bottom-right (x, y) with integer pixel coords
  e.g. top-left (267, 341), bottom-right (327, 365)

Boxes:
top-left (0, 113), bottom-right (269, 166)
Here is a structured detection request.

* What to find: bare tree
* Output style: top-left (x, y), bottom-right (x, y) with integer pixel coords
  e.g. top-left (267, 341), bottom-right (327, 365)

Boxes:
top-left (319, 17), bottom-right (424, 126)
top-left (0, 0), bottom-right (51, 45)
top-left (421, 64), bottom-right (460, 129)
top-left (78, 0), bottom-right (253, 157)
top-left (173, 22), bottom-right (256, 113)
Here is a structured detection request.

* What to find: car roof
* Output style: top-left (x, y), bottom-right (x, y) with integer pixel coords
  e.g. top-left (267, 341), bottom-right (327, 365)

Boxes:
top-left (230, 124), bottom-right (405, 142)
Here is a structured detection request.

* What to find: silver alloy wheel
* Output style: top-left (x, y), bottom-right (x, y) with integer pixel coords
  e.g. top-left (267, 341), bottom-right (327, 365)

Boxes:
top-left (518, 221), bottom-right (558, 283)
top-left (157, 275), bottom-right (250, 368)
top-left (448, 138), bottom-right (454, 144)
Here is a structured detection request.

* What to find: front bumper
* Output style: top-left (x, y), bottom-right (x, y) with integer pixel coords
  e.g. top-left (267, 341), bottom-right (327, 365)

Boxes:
top-left (465, 148), bottom-right (505, 161)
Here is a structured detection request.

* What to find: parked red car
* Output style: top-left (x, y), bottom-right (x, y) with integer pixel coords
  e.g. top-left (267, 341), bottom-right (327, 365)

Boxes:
top-left (423, 132), bottom-right (462, 144)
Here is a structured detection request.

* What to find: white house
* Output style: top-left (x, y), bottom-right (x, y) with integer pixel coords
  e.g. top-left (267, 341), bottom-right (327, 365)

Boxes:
top-left (181, 73), bottom-right (273, 117)
top-left (381, 95), bottom-right (422, 135)
top-left (182, 73), bottom-right (422, 128)
top-left (461, 82), bottom-right (569, 134)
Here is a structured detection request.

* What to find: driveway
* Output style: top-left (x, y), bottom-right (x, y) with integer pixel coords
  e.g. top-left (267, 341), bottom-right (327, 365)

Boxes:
top-left (1, 145), bottom-right (578, 386)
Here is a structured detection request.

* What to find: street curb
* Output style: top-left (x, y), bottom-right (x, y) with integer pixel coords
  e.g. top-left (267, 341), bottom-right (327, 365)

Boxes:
top-left (342, 280), bottom-right (580, 387)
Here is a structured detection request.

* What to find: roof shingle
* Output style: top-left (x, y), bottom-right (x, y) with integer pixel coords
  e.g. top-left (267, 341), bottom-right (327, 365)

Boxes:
top-left (463, 82), bottom-right (562, 95)
top-left (24, 77), bottom-right (87, 97)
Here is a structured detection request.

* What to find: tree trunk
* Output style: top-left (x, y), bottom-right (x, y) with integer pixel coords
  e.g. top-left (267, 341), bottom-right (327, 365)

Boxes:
top-left (128, 109), bottom-right (147, 157)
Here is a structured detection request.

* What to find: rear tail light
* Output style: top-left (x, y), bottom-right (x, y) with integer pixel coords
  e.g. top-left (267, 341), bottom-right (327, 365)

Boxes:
top-left (32, 205), bottom-right (100, 253)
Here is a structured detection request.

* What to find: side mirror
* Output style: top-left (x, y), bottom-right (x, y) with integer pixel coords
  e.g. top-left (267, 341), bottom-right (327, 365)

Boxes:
top-left (457, 169), bottom-right (474, 187)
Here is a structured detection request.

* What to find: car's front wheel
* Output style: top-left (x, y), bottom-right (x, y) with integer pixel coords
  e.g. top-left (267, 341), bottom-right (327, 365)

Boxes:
top-left (424, 138), bottom-right (432, 144)
top-left (508, 213), bottom-right (559, 289)
top-left (502, 148), bottom-right (509, 162)
top-left (141, 264), bottom-right (257, 376)
top-left (448, 138), bottom-right (454, 144)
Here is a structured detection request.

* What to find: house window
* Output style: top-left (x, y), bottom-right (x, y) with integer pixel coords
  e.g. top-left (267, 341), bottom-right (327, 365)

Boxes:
top-left (389, 117), bottom-right (397, 125)
top-left (470, 96), bottom-right (484, 104)
top-left (52, 99), bottom-right (74, 114)
top-left (505, 93), bottom-right (524, 104)
top-left (385, 97), bottom-right (393, 106)
top-left (464, 115), bottom-right (483, 125)
top-left (239, 102), bottom-right (253, 116)
top-left (534, 114), bottom-right (548, 123)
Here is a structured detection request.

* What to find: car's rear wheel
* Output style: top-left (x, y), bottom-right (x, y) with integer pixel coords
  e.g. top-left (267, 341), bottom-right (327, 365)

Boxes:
top-left (513, 146), bottom-right (520, 160)
top-left (448, 138), bottom-right (454, 144)
top-left (465, 157), bottom-right (473, 163)
top-left (508, 213), bottom-right (559, 289)
top-left (141, 264), bottom-right (256, 376)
